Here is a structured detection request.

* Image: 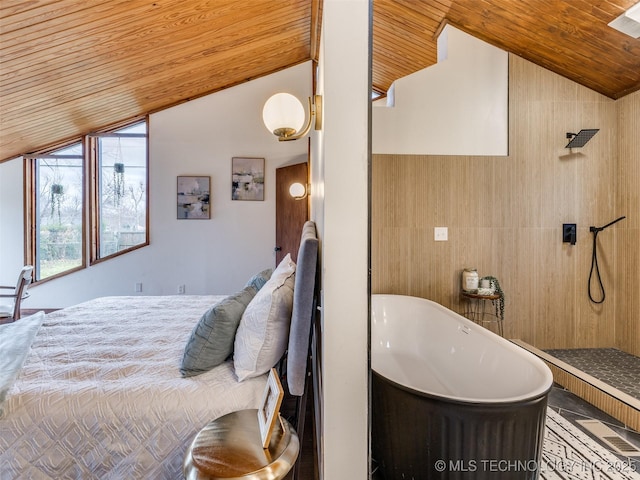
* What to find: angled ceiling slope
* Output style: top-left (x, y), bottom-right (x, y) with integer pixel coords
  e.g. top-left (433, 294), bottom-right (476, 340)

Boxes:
top-left (2, 0), bottom-right (639, 163)
top-left (0, 0), bottom-right (322, 163)
top-left (372, 0), bottom-right (640, 100)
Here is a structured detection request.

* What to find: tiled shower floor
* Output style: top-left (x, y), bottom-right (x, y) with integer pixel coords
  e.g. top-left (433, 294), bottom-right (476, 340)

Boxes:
top-left (544, 348), bottom-right (640, 400)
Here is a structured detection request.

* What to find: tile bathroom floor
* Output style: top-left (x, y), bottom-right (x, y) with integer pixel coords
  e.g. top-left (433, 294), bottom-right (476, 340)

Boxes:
top-left (545, 385), bottom-right (640, 479)
top-left (371, 385), bottom-right (640, 479)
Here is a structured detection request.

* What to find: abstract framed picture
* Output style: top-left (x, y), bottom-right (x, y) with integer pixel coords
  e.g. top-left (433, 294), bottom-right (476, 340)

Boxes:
top-left (231, 157), bottom-right (265, 201)
top-left (177, 176), bottom-right (210, 219)
top-left (257, 368), bottom-right (284, 448)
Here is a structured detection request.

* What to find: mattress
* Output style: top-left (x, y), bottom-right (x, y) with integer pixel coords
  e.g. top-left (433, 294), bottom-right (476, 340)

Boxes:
top-left (0, 295), bottom-right (267, 480)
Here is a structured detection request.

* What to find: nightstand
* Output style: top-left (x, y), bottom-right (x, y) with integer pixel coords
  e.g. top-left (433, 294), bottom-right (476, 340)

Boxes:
top-left (183, 409), bottom-right (299, 480)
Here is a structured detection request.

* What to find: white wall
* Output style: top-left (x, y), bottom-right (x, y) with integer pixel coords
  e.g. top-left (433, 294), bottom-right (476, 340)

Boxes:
top-left (0, 158), bottom-right (24, 282)
top-left (315, 0), bottom-right (370, 478)
top-left (372, 25), bottom-right (509, 156)
top-left (0, 62), bottom-right (311, 308)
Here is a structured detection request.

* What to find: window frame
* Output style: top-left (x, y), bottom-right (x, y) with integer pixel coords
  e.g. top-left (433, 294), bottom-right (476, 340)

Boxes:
top-left (24, 141), bottom-right (87, 284)
top-left (24, 117), bottom-right (149, 283)
top-left (88, 121), bottom-right (150, 265)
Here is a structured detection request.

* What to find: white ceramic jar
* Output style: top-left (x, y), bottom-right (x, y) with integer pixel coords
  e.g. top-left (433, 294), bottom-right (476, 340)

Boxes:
top-left (462, 268), bottom-right (479, 292)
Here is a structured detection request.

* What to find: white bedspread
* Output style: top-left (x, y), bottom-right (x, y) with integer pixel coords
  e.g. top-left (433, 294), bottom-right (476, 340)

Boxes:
top-left (0, 296), bottom-right (267, 480)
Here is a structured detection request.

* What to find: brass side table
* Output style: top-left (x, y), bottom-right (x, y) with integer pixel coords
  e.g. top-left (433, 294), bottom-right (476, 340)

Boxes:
top-left (183, 409), bottom-right (299, 480)
top-left (461, 291), bottom-right (504, 336)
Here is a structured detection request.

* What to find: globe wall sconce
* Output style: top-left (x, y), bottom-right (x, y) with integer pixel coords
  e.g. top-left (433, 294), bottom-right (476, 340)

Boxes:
top-left (288, 182), bottom-right (309, 200)
top-left (262, 93), bottom-right (323, 141)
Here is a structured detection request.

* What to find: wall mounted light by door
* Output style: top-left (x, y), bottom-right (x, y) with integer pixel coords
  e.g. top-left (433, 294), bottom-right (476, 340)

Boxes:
top-left (288, 182), bottom-right (309, 200)
top-left (263, 93), bottom-right (323, 141)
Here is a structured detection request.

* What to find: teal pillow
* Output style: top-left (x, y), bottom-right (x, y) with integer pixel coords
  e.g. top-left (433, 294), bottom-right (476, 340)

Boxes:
top-left (244, 268), bottom-right (273, 291)
top-left (180, 286), bottom-right (256, 377)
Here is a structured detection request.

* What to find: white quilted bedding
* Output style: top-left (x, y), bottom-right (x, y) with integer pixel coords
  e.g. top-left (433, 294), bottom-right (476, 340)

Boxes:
top-left (0, 295), bottom-right (267, 480)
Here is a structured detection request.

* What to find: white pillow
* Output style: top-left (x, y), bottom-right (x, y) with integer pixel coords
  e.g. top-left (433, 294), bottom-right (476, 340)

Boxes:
top-left (234, 254), bottom-right (296, 381)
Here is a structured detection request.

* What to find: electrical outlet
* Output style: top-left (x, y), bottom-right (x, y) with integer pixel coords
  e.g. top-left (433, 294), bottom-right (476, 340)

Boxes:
top-left (178, 284), bottom-right (186, 294)
top-left (135, 282), bottom-right (143, 293)
top-left (434, 227), bottom-right (448, 241)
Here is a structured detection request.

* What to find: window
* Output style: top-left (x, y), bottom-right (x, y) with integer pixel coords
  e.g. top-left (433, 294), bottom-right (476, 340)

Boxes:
top-left (91, 122), bottom-right (148, 261)
top-left (25, 118), bottom-right (148, 282)
top-left (25, 143), bottom-right (85, 281)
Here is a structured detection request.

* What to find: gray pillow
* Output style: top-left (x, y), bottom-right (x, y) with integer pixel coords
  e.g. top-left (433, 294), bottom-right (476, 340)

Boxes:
top-left (180, 286), bottom-right (256, 377)
top-left (245, 268), bottom-right (273, 291)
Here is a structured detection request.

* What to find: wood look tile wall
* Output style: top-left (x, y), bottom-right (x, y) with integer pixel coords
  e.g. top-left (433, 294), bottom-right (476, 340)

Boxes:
top-left (615, 89), bottom-right (640, 357)
top-left (372, 55), bottom-right (639, 354)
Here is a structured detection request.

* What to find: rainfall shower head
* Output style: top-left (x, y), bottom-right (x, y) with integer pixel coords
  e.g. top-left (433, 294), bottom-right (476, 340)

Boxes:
top-left (565, 129), bottom-right (599, 148)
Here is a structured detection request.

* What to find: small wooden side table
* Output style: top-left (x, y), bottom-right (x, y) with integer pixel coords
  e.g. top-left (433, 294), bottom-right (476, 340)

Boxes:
top-left (461, 291), bottom-right (504, 336)
top-left (183, 409), bottom-right (299, 480)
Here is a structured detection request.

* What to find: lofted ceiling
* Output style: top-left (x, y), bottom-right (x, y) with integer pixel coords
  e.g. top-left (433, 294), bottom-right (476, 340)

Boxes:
top-left (1, 0), bottom-right (639, 163)
top-left (372, 0), bottom-right (640, 99)
top-left (0, 0), bottom-right (322, 163)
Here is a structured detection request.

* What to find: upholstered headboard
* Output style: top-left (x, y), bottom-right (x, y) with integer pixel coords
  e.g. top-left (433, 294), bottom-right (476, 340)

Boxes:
top-left (286, 220), bottom-right (319, 396)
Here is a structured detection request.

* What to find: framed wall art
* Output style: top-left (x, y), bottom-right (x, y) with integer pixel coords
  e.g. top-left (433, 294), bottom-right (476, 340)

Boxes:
top-left (232, 157), bottom-right (265, 201)
top-left (257, 368), bottom-right (284, 448)
top-left (177, 176), bottom-right (210, 219)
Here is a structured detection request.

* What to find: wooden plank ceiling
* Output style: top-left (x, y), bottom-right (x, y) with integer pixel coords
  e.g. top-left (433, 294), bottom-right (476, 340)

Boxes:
top-left (2, 0), bottom-right (639, 163)
top-left (0, 0), bottom-right (321, 162)
top-left (372, 0), bottom-right (640, 98)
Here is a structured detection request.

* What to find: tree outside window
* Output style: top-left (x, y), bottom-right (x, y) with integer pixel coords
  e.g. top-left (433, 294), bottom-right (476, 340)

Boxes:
top-left (30, 144), bottom-right (84, 280)
top-left (93, 122), bottom-right (148, 260)
top-left (25, 118), bottom-right (149, 282)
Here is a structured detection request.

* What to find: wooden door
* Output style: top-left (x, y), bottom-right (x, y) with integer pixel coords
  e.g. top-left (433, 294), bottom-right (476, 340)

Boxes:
top-left (275, 162), bottom-right (309, 265)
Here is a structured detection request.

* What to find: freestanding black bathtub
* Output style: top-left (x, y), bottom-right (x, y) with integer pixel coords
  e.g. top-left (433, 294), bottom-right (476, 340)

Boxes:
top-left (371, 295), bottom-right (553, 480)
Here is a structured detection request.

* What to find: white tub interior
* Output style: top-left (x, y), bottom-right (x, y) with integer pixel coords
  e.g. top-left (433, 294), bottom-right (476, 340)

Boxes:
top-left (371, 294), bottom-right (553, 403)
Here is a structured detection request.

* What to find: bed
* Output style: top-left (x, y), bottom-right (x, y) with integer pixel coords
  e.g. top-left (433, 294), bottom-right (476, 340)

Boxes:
top-left (0, 221), bottom-right (318, 480)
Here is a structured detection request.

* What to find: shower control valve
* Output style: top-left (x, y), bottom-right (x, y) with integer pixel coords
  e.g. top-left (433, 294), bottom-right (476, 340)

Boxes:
top-left (563, 223), bottom-right (577, 245)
